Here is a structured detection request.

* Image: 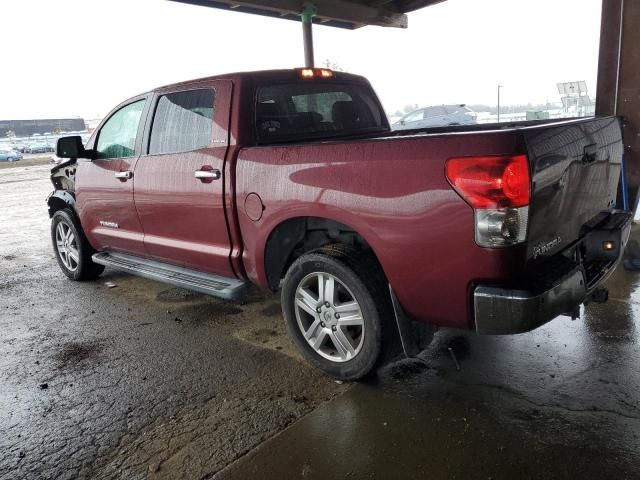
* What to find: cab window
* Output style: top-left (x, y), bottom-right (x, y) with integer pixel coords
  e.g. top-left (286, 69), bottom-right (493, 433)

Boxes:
top-left (256, 82), bottom-right (385, 143)
top-left (148, 89), bottom-right (215, 155)
top-left (95, 100), bottom-right (145, 159)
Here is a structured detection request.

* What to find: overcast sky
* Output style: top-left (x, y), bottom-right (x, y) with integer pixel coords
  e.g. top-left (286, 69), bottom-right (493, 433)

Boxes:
top-left (1, 0), bottom-right (602, 119)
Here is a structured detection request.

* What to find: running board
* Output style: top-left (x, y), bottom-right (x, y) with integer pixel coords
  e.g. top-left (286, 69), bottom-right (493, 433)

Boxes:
top-left (92, 252), bottom-right (248, 300)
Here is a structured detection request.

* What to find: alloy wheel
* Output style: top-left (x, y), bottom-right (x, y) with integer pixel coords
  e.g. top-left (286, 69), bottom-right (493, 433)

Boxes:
top-left (55, 221), bottom-right (79, 272)
top-left (294, 272), bottom-right (365, 362)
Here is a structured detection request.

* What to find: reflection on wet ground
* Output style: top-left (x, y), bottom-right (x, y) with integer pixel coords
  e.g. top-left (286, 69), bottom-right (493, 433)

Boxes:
top-left (221, 266), bottom-right (640, 480)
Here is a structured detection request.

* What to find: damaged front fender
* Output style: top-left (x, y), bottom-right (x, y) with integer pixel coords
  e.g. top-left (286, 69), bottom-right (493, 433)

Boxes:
top-left (47, 189), bottom-right (76, 218)
top-left (48, 159), bottom-right (77, 217)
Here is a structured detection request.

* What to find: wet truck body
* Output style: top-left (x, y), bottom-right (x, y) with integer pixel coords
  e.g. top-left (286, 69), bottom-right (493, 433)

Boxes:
top-left (237, 113), bottom-right (629, 333)
top-left (49, 69), bottom-right (631, 377)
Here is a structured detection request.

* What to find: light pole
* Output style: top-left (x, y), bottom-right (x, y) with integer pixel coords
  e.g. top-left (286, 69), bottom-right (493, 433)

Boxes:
top-left (497, 85), bottom-right (503, 123)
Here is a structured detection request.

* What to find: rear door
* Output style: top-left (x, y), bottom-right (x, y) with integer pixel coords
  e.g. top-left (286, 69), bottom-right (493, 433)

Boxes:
top-left (133, 81), bottom-right (235, 277)
top-left (75, 97), bottom-right (148, 256)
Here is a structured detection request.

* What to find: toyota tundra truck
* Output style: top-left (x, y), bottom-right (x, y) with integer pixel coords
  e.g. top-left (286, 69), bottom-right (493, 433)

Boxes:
top-left (48, 68), bottom-right (631, 380)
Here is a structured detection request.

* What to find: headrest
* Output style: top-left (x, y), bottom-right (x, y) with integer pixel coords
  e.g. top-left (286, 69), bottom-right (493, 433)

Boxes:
top-left (257, 102), bottom-right (280, 117)
top-left (332, 101), bottom-right (359, 129)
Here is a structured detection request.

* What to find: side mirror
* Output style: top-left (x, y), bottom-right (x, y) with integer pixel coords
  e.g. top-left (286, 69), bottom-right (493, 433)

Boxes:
top-left (56, 136), bottom-right (91, 159)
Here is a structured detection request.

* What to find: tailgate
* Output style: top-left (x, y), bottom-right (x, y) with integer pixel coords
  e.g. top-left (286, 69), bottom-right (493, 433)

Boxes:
top-left (523, 116), bottom-right (623, 261)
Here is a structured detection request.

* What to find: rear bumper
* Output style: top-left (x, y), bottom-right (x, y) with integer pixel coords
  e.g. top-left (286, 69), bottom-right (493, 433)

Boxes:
top-left (474, 268), bottom-right (587, 334)
top-left (473, 211), bottom-right (632, 335)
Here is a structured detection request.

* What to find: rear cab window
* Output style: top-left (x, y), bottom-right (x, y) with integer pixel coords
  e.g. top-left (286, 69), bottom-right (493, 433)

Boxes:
top-left (255, 80), bottom-right (387, 144)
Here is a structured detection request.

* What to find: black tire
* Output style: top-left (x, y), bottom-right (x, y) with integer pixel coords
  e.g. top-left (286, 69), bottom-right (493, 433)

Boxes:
top-left (51, 208), bottom-right (104, 281)
top-left (281, 245), bottom-right (390, 381)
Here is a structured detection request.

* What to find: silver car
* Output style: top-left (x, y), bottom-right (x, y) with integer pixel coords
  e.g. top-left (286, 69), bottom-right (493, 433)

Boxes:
top-left (393, 105), bottom-right (477, 130)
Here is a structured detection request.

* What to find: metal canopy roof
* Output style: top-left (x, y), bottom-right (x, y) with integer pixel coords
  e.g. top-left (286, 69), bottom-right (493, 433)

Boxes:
top-left (169, 0), bottom-right (446, 29)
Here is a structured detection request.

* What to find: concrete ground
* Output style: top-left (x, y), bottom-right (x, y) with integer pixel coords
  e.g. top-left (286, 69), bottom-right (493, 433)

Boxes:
top-left (222, 268), bottom-right (640, 479)
top-left (0, 164), bottom-right (346, 480)
top-left (2, 162), bottom-right (640, 479)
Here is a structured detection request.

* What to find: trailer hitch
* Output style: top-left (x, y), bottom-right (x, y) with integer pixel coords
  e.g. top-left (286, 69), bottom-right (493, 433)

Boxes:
top-left (565, 288), bottom-right (608, 320)
top-left (586, 287), bottom-right (609, 304)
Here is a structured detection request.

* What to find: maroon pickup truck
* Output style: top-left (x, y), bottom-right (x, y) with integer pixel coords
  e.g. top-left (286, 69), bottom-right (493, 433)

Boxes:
top-left (49, 68), bottom-right (631, 380)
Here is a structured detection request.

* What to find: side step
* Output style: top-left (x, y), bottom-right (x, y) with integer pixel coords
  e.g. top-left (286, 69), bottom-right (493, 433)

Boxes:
top-left (92, 252), bottom-right (248, 300)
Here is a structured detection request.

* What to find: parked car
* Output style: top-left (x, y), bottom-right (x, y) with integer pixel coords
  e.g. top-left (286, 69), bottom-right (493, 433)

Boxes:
top-left (48, 68), bottom-right (630, 380)
top-left (0, 149), bottom-right (22, 161)
top-left (27, 143), bottom-right (54, 154)
top-left (392, 104), bottom-right (477, 130)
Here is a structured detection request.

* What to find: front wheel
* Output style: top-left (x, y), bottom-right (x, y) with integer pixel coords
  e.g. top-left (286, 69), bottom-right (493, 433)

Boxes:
top-left (281, 246), bottom-right (388, 381)
top-left (51, 209), bottom-right (104, 281)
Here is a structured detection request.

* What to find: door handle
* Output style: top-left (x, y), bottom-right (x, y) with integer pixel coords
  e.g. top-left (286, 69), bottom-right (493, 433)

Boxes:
top-left (194, 169), bottom-right (221, 180)
top-left (115, 171), bottom-right (133, 180)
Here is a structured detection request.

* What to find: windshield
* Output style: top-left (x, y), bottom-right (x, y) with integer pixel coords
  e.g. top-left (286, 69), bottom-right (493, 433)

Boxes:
top-left (255, 82), bottom-right (387, 143)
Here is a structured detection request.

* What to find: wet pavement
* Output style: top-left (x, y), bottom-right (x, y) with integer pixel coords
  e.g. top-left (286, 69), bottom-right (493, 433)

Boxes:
top-left (220, 270), bottom-right (640, 480)
top-left (0, 164), bottom-right (346, 479)
top-left (221, 267), bottom-right (640, 479)
top-left (2, 163), bottom-right (640, 479)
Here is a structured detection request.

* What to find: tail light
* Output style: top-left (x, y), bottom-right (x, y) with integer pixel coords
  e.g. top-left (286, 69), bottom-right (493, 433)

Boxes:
top-left (446, 154), bottom-right (531, 247)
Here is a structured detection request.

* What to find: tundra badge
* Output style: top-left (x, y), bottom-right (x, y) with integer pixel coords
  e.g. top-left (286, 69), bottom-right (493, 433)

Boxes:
top-left (533, 236), bottom-right (562, 259)
top-left (99, 220), bottom-right (119, 229)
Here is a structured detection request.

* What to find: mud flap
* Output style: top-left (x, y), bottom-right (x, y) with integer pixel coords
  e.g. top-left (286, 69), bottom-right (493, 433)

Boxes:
top-left (389, 286), bottom-right (436, 358)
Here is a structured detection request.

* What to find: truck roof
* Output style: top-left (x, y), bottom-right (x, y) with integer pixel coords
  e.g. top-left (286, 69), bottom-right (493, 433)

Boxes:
top-left (151, 68), bottom-right (370, 93)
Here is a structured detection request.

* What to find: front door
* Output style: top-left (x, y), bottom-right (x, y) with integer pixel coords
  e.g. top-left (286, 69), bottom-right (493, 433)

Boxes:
top-left (75, 98), bottom-right (148, 257)
top-left (133, 81), bottom-right (234, 277)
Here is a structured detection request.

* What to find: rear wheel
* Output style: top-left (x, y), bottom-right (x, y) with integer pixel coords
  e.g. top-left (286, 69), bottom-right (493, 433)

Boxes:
top-left (51, 209), bottom-right (104, 281)
top-left (281, 246), bottom-right (389, 381)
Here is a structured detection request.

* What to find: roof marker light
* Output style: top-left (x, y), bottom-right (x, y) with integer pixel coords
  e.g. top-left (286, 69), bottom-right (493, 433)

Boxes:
top-left (298, 68), bottom-right (334, 79)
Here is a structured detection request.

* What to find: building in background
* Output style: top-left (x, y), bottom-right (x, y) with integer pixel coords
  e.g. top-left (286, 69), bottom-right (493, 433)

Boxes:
top-left (0, 118), bottom-right (86, 137)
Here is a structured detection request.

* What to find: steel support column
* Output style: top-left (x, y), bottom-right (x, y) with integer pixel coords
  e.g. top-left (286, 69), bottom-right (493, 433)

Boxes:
top-left (596, 0), bottom-right (640, 212)
top-left (302, 5), bottom-right (315, 67)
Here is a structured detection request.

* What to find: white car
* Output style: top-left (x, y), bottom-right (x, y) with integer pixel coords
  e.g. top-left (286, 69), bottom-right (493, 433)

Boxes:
top-left (392, 105), bottom-right (477, 130)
